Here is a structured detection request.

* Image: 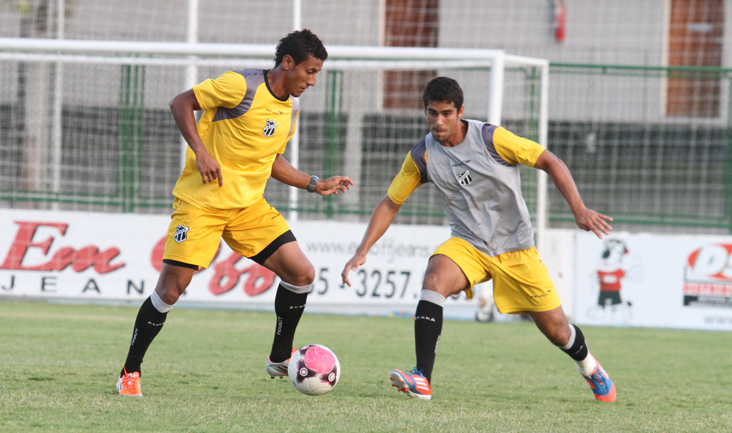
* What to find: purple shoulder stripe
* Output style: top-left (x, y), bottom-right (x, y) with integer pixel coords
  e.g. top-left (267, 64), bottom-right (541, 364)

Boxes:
top-left (410, 139), bottom-right (429, 184)
top-left (212, 69), bottom-right (263, 122)
top-left (289, 97), bottom-right (299, 136)
top-left (482, 123), bottom-right (514, 167)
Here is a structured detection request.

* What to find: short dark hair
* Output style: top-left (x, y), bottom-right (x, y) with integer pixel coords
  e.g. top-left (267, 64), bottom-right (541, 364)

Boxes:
top-left (274, 29), bottom-right (328, 67)
top-left (423, 76), bottom-right (464, 110)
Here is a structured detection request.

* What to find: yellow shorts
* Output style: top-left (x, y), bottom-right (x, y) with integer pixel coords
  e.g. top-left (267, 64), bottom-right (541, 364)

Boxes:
top-left (432, 237), bottom-right (560, 314)
top-left (163, 197), bottom-right (291, 269)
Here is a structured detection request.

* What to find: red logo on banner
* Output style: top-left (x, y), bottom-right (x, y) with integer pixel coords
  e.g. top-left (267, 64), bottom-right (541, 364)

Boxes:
top-left (687, 244), bottom-right (732, 281)
top-left (684, 244), bottom-right (732, 308)
top-left (149, 236), bottom-right (276, 297)
top-left (209, 254), bottom-right (276, 296)
top-left (0, 221), bottom-right (124, 273)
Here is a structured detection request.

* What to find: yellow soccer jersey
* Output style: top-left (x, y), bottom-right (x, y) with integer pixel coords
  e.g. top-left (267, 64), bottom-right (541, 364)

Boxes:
top-left (173, 69), bottom-right (299, 210)
top-left (387, 124), bottom-right (544, 205)
top-left (387, 151), bottom-right (424, 205)
top-left (491, 126), bottom-right (545, 167)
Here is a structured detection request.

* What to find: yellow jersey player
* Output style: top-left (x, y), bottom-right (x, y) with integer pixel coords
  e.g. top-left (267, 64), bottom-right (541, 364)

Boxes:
top-left (117, 29), bottom-right (353, 397)
top-left (341, 77), bottom-right (616, 402)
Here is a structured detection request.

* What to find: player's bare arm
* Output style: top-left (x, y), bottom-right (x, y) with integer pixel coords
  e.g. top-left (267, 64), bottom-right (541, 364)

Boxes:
top-left (169, 89), bottom-right (223, 187)
top-left (534, 149), bottom-right (612, 239)
top-left (270, 154), bottom-right (353, 195)
top-left (341, 195), bottom-right (401, 287)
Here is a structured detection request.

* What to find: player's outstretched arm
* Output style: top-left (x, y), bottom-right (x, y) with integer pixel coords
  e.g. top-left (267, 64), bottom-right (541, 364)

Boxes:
top-left (341, 195), bottom-right (401, 287)
top-left (314, 176), bottom-right (354, 196)
top-left (534, 149), bottom-right (612, 239)
top-left (271, 155), bottom-right (353, 195)
top-left (169, 89), bottom-right (223, 187)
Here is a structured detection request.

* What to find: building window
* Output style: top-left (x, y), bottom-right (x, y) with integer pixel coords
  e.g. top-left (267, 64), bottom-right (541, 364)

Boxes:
top-left (382, 0), bottom-right (439, 110)
top-left (666, 0), bottom-right (724, 117)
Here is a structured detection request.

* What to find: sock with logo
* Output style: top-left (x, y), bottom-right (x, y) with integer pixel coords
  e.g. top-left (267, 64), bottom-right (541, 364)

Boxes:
top-left (414, 290), bottom-right (445, 383)
top-left (269, 282), bottom-right (310, 363)
top-left (559, 324), bottom-right (595, 376)
top-left (121, 293), bottom-right (172, 376)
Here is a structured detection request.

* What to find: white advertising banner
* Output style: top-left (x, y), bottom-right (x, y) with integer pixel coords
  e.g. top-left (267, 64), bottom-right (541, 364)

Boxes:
top-left (573, 232), bottom-right (732, 331)
top-left (0, 209), bottom-right (476, 318)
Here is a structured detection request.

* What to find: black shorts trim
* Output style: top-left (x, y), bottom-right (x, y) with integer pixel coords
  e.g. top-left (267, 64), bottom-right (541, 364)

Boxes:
top-left (162, 259), bottom-right (199, 270)
top-left (249, 230), bottom-right (297, 265)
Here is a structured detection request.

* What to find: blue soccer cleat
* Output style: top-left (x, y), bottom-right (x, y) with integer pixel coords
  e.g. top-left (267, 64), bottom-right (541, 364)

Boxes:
top-left (390, 368), bottom-right (432, 400)
top-left (582, 356), bottom-right (616, 402)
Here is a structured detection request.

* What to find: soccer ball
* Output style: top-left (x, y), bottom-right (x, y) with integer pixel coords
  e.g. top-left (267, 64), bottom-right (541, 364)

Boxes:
top-left (288, 344), bottom-right (340, 396)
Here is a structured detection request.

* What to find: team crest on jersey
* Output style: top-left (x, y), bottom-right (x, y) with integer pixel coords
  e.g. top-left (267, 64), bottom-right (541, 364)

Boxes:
top-left (263, 119), bottom-right (277, 137)
top-left (174, 225), bottom-right (189, 243)
top-left (457, 170), bottom-right (473, 186)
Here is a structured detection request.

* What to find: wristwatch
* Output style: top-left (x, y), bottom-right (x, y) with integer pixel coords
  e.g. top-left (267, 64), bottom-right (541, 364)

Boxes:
top-left (307, 175), bottom-right (319, 193)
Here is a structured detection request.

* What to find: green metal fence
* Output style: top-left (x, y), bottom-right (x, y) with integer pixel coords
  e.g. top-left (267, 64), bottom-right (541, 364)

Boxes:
top-left (548, 63), bottom-right (732, 233)
top-left (1, 62), bottom-right (730, 234)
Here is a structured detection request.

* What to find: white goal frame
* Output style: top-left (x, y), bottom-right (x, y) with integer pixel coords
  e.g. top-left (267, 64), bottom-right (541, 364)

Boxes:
top-left (0, 38), bottom-right (549, 251)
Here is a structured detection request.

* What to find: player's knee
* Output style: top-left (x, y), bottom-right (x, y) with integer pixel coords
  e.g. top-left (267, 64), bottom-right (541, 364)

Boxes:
top-left (156, 267), bottom-right (192, 304)
top-left (544, 326), bottom-right (571, 346)
top-left (305, 264), bottom-right (316, 284)
top-left (284, 264), bottom-right (315, 287)
top-left (156, 287), bottom-right (181, 305)
top-left (421, 274), bottom-right (457, 298)
top-left (422, 272), bottom-right (440, 291)
top-left (156, 279), bottom-right (187, 304)
top-left (151, 289), bottom-right (176, 313)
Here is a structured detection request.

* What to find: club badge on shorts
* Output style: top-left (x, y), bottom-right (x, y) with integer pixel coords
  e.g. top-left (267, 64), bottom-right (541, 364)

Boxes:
top-left (263, 119), bottom-right (277, 137)
top-left (174, 225), bottom-right (189, 243)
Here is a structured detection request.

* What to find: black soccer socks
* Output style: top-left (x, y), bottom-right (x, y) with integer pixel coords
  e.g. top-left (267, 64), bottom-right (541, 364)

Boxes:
top-left (560, 324), bottom-right (589, 362)
top-left (122, 296), bottom-right (168, 376)
top-left (414, 299), bottom-right (444, 383)
top-left (270, 283), bottom-right (308, 363)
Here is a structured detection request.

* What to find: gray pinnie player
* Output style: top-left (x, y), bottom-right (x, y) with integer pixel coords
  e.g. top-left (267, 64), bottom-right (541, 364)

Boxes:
top-left (341, 76), bottom-right (616, 402)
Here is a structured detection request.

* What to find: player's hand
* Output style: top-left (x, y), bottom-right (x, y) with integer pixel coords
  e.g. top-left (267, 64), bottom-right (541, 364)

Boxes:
top-left (315, 176), bottom-right (354, 196)
top-left (196, 151), bottom-right (223, 187)
top-left (341, 254), bottom-right (366, 287)
top-left (574, 207), bottom-right (612, 239)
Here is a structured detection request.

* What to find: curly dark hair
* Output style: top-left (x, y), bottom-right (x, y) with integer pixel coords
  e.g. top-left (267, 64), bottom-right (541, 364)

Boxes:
top-left (274, 29), bottom-right (328, 67)
top-left (423, 76), bottom-right (464, 110)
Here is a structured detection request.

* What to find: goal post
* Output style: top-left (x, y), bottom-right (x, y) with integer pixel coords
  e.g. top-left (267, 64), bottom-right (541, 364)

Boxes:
top-left (0, 38), bottom-right (549, 247)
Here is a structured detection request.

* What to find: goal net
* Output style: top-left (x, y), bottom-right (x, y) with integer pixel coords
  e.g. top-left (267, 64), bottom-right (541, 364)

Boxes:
top-left (0, 39), bottom-right (549, 235)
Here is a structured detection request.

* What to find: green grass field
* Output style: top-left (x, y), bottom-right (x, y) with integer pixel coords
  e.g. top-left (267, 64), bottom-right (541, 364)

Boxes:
top-left (1, 300), bottom-right (731, 432)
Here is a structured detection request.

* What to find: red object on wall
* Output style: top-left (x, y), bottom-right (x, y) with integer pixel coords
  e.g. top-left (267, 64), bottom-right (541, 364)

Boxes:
top-left (554, 2), bottom-right (566, 42)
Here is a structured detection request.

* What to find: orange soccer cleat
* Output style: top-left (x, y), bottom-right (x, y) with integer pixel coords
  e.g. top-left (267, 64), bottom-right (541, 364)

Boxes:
top-left (266, 348), bottom-right (298, 379)
top-left (117, 369), bottom-right (142, 397)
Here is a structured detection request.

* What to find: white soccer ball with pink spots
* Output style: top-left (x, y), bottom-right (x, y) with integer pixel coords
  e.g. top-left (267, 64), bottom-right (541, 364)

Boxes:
top-left (288, 344), bottom-right (340, 396)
